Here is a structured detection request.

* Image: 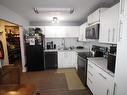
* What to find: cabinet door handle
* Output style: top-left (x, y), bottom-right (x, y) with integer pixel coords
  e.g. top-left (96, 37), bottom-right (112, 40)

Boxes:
top-left (113, 83), bottom-right (117, 95)
top-left (118, 20), bottom-right (123, 41)
top-left (107, 89), bottom-right (110, 95)
top-left (88, 77), bottom-right (92, 84)
top-left (88, 64), bottom-right (93, 68)
top-left (112, 28), bottom-right (115, 42)
top-left (120, 0), bottom-right (123, 14)
top-left (99, 73), bottom-right (107, 80)
top-left (120, 0), bottom-right (125, 14)
top-left (108, 29), bottom-right (110, 42)
top-left (88, 71), bottom-right (93, 76)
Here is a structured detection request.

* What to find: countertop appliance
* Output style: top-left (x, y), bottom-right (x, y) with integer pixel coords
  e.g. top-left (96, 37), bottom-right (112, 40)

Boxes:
top-left (107, 46), bottom-right (116, 73)
top-left (85, 24), bottom-right (100, 39)
top-left (25, 28), bottom-right (45, 71)
top-left (46, 41), bottom-right (56, 49)
top-left (77, 45), bottom-right (108, 86)
top-left (91, 45), bottom-right (108, 57)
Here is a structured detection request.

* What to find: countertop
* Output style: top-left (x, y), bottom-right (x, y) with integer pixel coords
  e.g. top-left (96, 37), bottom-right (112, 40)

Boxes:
top-left (44, 48), bottom-right (90, 53)
top-left (88, 57), bottom-right (114, 77)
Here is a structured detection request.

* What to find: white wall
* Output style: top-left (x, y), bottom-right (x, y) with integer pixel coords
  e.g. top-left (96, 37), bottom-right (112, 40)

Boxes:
top-left (0, 4), bottom-right (29, 27)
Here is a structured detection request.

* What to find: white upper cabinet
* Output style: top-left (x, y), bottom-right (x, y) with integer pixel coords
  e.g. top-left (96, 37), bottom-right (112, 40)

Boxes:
top-left (78, 23), bottom-right (88, 41)
top-left (120, 0), bottom-right (127, 17)
top-left (99, 3), bottom-right (119, 44)
top-left (44, 26), bottom-right (79, 38)
top-left (87, 8), bottom-right (107, 25)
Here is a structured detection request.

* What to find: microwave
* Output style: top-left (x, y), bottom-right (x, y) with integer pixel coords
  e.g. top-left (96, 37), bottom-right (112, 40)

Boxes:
top-left (85, 24), bottom-right (100, 39)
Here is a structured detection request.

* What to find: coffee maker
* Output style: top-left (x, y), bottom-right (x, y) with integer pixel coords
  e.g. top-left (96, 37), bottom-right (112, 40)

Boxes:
top-left (46, 41), bottom-right (56, 49)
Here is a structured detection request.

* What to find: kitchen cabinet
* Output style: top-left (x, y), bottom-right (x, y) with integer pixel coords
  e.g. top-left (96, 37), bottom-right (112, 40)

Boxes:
top-left (87, 8), bottom-right (106, 25)
top-left (99, 3), bottom-right (119, 44)
top-left (44, 26), bottom-right (79, 38)
top-left (87, 61), bottom-right (96, 94)
top-left (119, 0), bottom-right (127, 17)
top-left (87, 60), bottom-right (114, 95)
top-left (78, 23), bottom-right (87, 41)
top-left (58, 51), bottom-right (77, 68)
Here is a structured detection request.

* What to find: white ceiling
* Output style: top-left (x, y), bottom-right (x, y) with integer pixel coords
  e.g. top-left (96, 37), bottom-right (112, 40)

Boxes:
top-left (0, 0), bottom-right (119, 25)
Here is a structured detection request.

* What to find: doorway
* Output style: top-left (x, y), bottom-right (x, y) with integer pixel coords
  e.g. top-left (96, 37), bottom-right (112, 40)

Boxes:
top-left (0, 19), bottom-right (22, 67)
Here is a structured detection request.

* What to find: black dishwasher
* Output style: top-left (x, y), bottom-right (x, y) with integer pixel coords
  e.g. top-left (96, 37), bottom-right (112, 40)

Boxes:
top-left (44, 51), bottom-right (58, 69)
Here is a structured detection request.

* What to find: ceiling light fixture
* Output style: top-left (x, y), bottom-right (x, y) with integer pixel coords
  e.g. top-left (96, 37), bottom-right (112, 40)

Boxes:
top-left (34, 8), bottom-right (74, 14)
top-left (52, 17), bottom-right (59, 23)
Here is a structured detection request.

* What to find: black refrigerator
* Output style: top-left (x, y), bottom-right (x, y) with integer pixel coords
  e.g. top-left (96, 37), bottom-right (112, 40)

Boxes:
top-left (25, 28), bottom-right (45, 71)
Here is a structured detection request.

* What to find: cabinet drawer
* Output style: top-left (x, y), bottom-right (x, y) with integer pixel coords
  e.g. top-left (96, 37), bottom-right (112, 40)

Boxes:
top-left (87, 61), bottom-right (95, 73)
top-left (87, 77), bottom-right (94, 94)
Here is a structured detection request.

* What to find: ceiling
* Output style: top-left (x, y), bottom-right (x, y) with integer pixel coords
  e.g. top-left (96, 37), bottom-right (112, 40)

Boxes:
top-left (0, 0), bottom-right (119, 25)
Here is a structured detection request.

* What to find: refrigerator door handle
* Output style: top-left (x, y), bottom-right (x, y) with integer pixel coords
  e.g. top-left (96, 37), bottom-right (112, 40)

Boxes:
top-left (113, 82), bottom-right (117, 95)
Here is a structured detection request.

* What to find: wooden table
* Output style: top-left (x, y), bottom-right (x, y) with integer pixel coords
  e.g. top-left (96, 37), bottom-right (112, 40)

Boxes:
top-left (0, 84), bottom-right (36, 95)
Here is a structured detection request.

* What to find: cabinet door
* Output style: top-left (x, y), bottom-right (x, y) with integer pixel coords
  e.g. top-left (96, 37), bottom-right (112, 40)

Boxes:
top-left (94, 72), bottom-right (109, 95)
top-left (92, 9), bottom-right (100, 23)
top-left (79, 23), bottom-right (86, 41)
top-left (99, 3), bottom-right (119, 44)
top-left (99, 10), bottom-right (109, 43)
top-left (108, 3), bottom-right (119, 44)
top-left (88, 14), bottom-right (93, 25)
top-left (58, 52), bottom-right (65, 68)
top-left (94, 66), bottom-right (114, 95)
top-left (120, 0), bottom-right (127, 16)
top-left (45, 26), bottom-right (56, 38)
top-left (79, 24), bottom-right (84, 41)
top-left (64, 26), bottom-right (79, 37)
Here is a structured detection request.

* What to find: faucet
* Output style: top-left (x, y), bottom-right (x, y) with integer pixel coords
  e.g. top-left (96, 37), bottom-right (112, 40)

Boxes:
top-left (62, 38), bottom-right (66, 49)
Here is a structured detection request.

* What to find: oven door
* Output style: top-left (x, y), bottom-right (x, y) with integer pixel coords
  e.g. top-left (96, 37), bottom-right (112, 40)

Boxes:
top-left (77, 56), bottom-right (87, 86)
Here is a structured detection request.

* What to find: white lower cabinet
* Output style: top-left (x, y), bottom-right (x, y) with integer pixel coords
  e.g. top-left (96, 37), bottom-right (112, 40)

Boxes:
top-left (87, 61), bottom-right (114, 95)
top-left (58, 51), bottom-right (77, 68)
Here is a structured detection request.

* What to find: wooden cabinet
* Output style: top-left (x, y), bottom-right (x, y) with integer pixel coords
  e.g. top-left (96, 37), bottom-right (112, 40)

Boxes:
top-left (78, 23), bottom-right (87, 41)
top-left (87, 8), bottom-right (106, 25)
top-left (99, 3), bottom-right (119, 44)
top-left (87, 60), bottom-right (114, 95)
top-left (58, 51), bottom-right (77, 68)
top-left (45, 26), bottom-right (79, 38)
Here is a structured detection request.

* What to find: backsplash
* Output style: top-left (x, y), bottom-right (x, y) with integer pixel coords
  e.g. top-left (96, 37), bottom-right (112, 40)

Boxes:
top-left (83, 41), bottom-right (114, 50)
top-left (45, 38), bottom-right (115, 50)
top-left (45, 38), bottom-right (84, 49)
